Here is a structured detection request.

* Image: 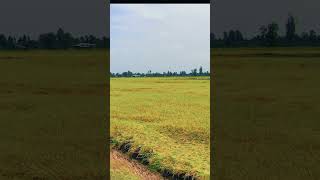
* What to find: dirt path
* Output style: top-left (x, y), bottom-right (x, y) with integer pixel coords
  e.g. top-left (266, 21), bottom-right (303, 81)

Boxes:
top-left (111, 150), bottom-right (164, 180)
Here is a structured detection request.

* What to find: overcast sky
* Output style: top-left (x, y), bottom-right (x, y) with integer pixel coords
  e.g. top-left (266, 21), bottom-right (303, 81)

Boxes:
top-left (212, 0), bottom-right (320, 38)
top-left (1, 0), bottom-right (319, 40)
top-left (110, 4), bottom-right (210, 73)
top-left (0, 0), bottom-right (108, 38)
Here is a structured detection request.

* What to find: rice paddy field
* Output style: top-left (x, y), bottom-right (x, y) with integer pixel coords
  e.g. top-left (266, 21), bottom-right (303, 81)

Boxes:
top-left (213, 47), bottom-right (320, 180)
top-left (3, 47), bottom-right (319, 179)
top-left (0, 50), bottom-right (108, 179)
top-left (110, 77), bottom-right (210, 179)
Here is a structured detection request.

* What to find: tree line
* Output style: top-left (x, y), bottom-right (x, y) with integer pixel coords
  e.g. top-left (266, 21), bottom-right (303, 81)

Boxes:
top-left (0, 28), bottom-right (109, 49)
top-left (111, 66), bottom-right (210, 77)
top-left (211, 14), bottom-right (320, 47)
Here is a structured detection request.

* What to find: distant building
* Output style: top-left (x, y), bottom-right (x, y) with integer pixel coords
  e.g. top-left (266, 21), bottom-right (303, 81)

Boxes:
top-left (72, 43), bottom-right (96, 48)
top-left (14, 44), bottom-right (27, 49)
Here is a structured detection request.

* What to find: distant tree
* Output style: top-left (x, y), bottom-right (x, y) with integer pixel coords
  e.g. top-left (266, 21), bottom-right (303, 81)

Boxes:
top-left (259, 25), bottom-right (268, 41)
top-left (56, 28), bottom-right (65, 48)
top-left (64, 32), bottom-right (74, 49)
top-left (111, 67), bottom-right (211, 78)
top-left (39, 33), bottom-right (56, 49)
top-left (266, 22), bottom-right (279, 46)
top-left (122, 71), bottom-right (128, 77)
top-left (103, 37), bottom-right (110, 48)
top-left (179, 71), bottom-right (186, 76)
top-left (57, 28), bottom-right (72, 49)
top-left (7, 36), bottom-right (15, 49)
top-left (235, 30), bottom-right (244, 41)
top-left (286, 14), bottom-right (297, 41)
top-left (223, 32), bottom-right (228, 41)
top-left (199, 66), bottom-right (203, 76)
top-left (209, 14), bottom-right (320, 48)
top-left (223, 31), bottom-right (229, 46)
top-left (191, 68), bottom-right (197, 76)
top-left (0, 34), bottom-right (7, 49)
top-left (309, 30), bottom-right (317, 42)
top-left (80, 36), bottom-right (86, 43)
top-left (17, 35), bottom-right (27, 46)
top-left (26, 39), bottom-right (38, 49)
top-left (228, 30), bottom-right (236, 42)
top-left (301, 32), bottom-right (309, 41)
top-left (163, 72), bottom-right (166, 76)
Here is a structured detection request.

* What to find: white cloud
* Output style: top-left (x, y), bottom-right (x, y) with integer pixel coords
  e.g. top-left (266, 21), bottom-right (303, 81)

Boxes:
top-left (111, 4), bottom-right (210, 73)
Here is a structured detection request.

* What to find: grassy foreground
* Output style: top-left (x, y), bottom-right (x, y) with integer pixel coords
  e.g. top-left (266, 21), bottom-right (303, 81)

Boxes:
top-left (111, 168), bottom-right (140, 180)
top-left (110, 150), bottom-right (162, 180)
top-left (213, 47), bottom-right (320, 179)
top-left (111, 152), bottom-right (140, 180)
top-left (111, 77), bottom-right (210, 178)
top-left (0, 50), bottom-right (108, 179)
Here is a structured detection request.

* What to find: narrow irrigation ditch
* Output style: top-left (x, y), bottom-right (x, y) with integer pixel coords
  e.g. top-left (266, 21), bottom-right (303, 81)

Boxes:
top-left (110, 138), bottom-right (199, 180)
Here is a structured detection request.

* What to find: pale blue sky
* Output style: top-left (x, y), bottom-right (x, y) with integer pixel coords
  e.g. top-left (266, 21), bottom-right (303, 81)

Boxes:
top-left (111, 4), bottom-right (210, 73)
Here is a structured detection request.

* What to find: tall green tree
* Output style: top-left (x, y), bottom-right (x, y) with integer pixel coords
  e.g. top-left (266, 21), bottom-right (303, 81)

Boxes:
top-left (309, 30), bottom-right (317, 42)
top-left (191, 68), bottom-right (197, 76)
top-left (235, 30), bottom-right (244, 41)
top-left (266, 22), bottom-right (279, 46)
top-left (39, 33), bottom-right (56, 49)
top-left (259, 25), bottom-right (268, 41)
top-left (286, 14), bottom-right (296, 41)
top-left (199, 66), bottom-right (203, 76)
top-left (0, 34), bottom-right (7, 49)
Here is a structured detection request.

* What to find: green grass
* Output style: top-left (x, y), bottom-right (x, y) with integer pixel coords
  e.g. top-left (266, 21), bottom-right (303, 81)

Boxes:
top-left (110, 77), bottom-right (210, 178)
top-left (0, 50), bottom-right (108, 179)
top-left (213, 47), bottom-right (320, 180)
